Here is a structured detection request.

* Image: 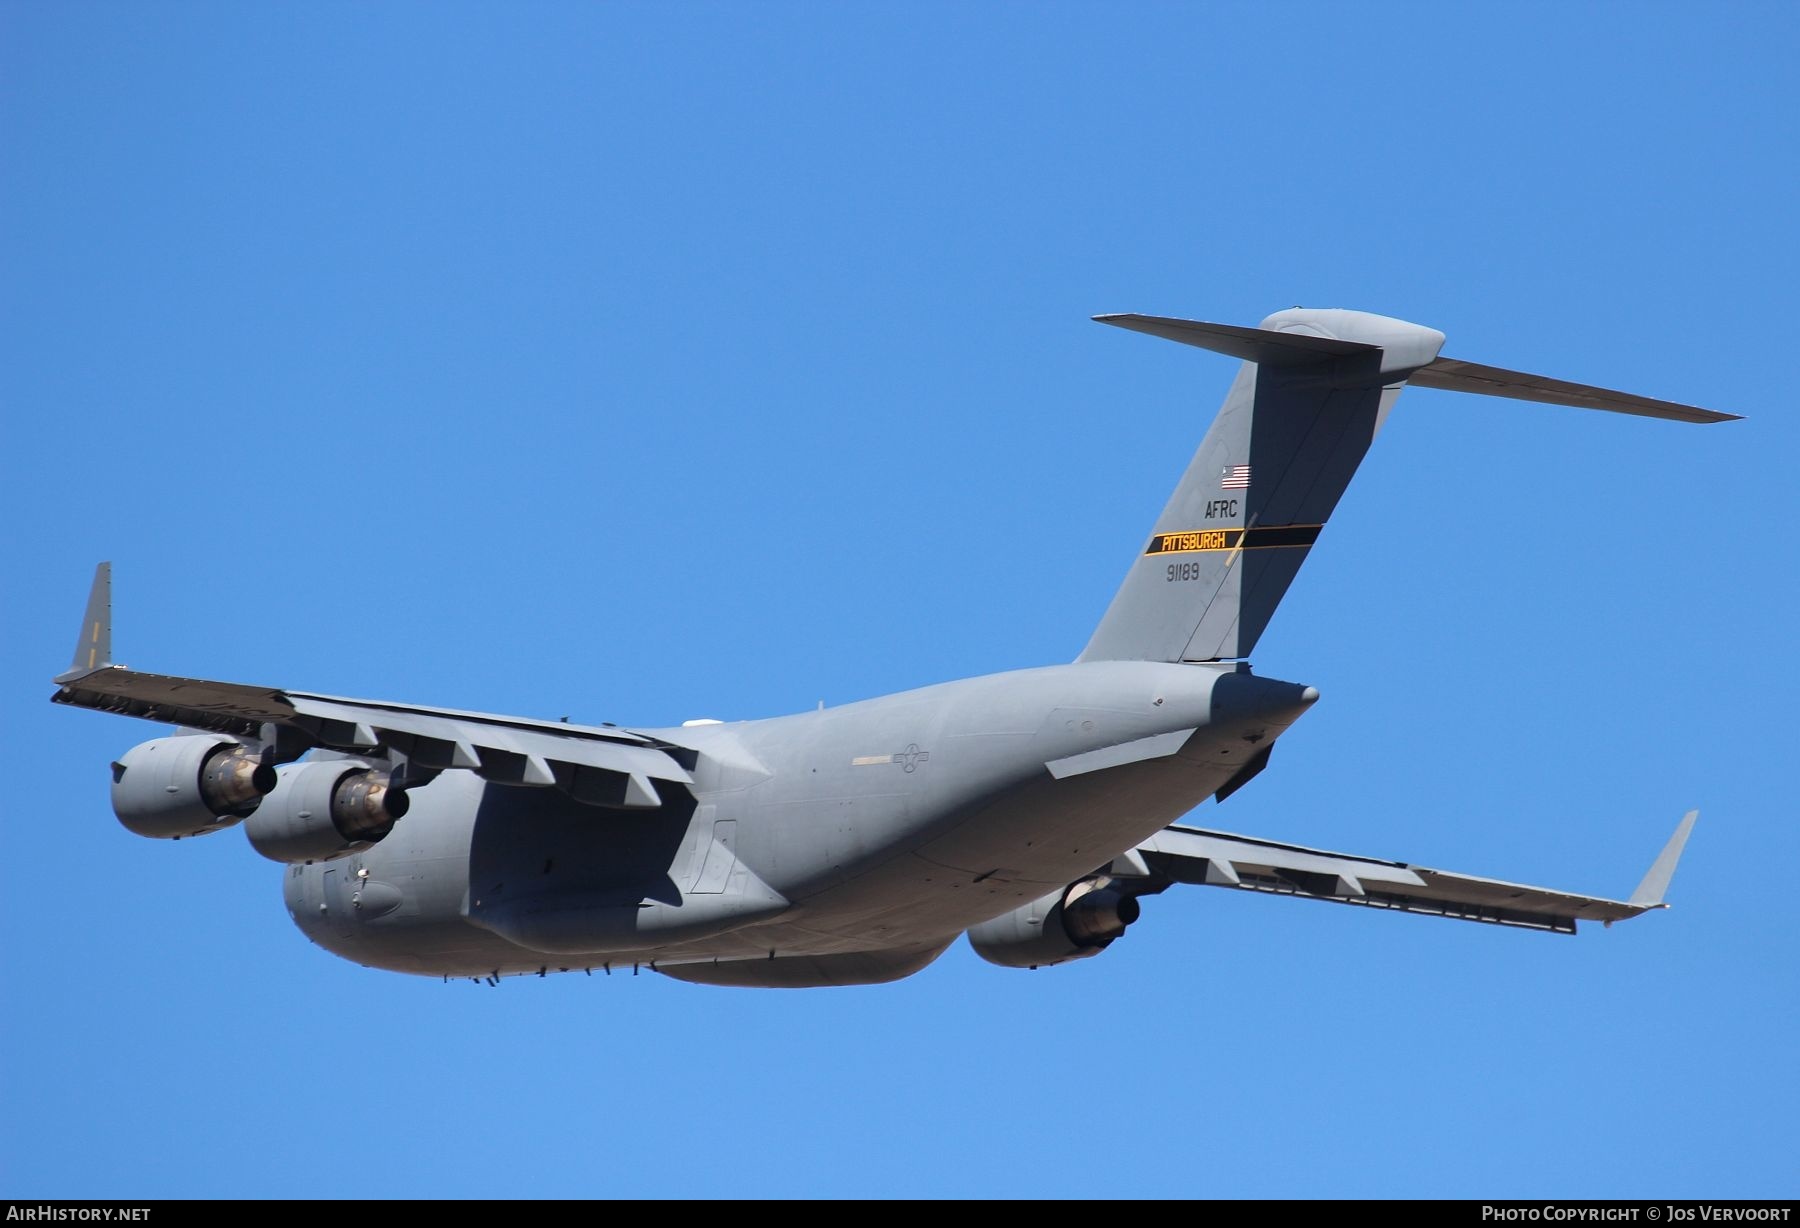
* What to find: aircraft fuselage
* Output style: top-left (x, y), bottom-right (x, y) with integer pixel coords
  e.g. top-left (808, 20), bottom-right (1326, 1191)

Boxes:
top-left (283, 661), bottom-right (1316, 979)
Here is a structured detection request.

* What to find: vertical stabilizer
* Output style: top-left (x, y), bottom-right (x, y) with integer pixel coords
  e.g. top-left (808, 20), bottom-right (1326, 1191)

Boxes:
top-left (1081, 310), bottom-right (1444, 663)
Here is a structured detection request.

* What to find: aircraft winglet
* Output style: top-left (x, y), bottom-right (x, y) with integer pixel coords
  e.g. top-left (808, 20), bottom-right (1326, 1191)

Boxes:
top-left (1629, 810), bottom-right (1699, 908)
top-left (56, 562), bottom-right (113, 685)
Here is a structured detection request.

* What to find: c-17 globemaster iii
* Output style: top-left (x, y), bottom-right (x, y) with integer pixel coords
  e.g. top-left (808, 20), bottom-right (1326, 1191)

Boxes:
top-left (53, 308), bottom-right (1730, 987)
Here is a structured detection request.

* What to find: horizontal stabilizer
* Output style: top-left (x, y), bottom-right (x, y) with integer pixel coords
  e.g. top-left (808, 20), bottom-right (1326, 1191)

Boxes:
top-left (1097, 312), bottom-right (1740, 423)
top-left (1410, 357), bottom-right (1738, 424)
top-left (1094, 314), bottom-right (1378, 366)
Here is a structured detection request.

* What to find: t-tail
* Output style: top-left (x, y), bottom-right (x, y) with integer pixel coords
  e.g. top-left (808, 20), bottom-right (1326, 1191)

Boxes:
top-left (1079, 309), bottom-right (1736, 664)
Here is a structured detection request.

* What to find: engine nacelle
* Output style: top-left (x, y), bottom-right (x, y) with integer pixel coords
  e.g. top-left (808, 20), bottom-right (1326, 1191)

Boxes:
top-left (244, 760), bottom-right (409, 864)
top-left (111, 736), bottom-right (278, 839)
top-left (967, 876), bottom-right (1143, 969)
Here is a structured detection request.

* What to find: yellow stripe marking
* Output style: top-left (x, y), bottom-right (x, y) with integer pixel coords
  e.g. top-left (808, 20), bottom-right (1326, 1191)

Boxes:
top-left (1153, 542), bottom-right (1315, 554)
top-left (1147, 524), bottom-right (1324, 555)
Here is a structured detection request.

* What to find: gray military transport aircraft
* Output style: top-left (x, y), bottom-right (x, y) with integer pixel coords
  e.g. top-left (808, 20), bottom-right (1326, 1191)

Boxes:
top-left (54, 309), bottom-right (1731, 988)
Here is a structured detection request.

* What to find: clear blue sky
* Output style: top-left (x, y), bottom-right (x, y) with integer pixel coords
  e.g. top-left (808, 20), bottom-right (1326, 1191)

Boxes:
top-left (3, 2), bottom-right (1795, 1200)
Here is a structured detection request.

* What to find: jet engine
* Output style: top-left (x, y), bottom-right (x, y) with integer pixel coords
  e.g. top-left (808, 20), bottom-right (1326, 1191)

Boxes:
top-left (111, 735), bottom-right (277, 839)
top-left (244, 760), bottom-right (409, 864)
top-left (966, 876), bottom-right (1142, 969)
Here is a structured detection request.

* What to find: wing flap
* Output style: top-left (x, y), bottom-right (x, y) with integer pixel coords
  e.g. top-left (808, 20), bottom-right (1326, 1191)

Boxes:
top-left (290, 695), bottom-right (689, 783)
top-left (1128, 820), bottom-right (1692, 934)
top-left (53, 666), bottom-right (692, 810)
top-left (49, 563), bottom-right (693, 812)
top-left (53, 668), bottom-right (297, 735)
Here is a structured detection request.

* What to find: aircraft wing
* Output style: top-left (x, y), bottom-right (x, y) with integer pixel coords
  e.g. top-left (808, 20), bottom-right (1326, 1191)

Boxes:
top-left (1114, 813), bottom-right (1697, 934)
top-left (51, 564), bottom-right (692, 810)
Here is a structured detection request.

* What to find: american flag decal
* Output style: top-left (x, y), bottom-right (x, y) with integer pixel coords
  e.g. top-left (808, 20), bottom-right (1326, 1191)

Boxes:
top-left (1220, 464), bottom-right (1251, 490)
